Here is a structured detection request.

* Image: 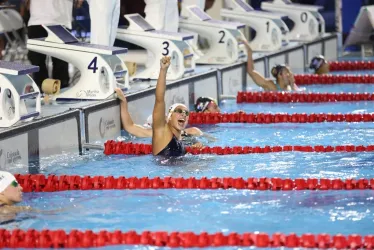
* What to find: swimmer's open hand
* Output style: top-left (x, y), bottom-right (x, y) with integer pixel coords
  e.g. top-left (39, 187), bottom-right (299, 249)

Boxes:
top-left (115, 88), bottom-right (127, 103)
top-left (160, 56), bottom-right (171, 70)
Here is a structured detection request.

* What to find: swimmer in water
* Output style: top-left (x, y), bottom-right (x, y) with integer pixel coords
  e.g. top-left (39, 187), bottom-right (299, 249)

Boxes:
top-left (194, 97), bottom-right (221, 113)
top-left (0, 171), bottom-right (30, 215)
top-left (242, 39), bottom-right (300, 91)
top-left (309, 55), bottom-right (330, 75)
top-left (115, 88), bottom-right (204, 140)
top-left (152, 56), bottom-right (199, 157)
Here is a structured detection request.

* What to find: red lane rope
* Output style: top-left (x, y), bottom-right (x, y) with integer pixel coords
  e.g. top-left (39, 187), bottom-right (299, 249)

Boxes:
top-left (294, 74), bottom-right (374, 85)
top-left (103, 141), bottom-right (374, 156)
top-left (329, 60), bottom-right (374, 71)
top-left (0, 229), bottom-right (373, 249)
top-left (15, 174), bottom-right (374, 192)
top-left (236, 91), bottom-right (374, 103)
top-left (188, 112), bottom-right (374, 124)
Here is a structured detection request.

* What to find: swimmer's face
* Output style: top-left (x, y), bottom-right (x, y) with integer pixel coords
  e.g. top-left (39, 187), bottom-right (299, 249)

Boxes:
top-left (169, 106), bottom-right (189, 131)
top-left (280, 67), bottom-right (295, 86)
top-left (1, 180), bottom-right (23, 204)
top-left (204, 101), bottom-right (221, 113)
top-left (316, 61), bottom-right (330, 75)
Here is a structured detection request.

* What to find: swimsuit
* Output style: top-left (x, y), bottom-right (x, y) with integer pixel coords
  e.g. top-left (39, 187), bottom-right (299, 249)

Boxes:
top-left (157, 135), bottom-right (186, 157)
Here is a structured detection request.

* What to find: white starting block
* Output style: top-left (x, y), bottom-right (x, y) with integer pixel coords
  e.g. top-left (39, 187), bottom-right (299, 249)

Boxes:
top-left (0, 61), bottom-right (41, 128)
top-left (116, 14), bottom-right (195, 80)
top-left (344, 5), bottom-right (374, 57)
top-left (27, 25), bottom-right (129, 101)
top-left (261, 0), bottom-right (325, 41)
top-left (179, 5), bottom-right (246, 64)
top-left (221, 0), bottom-right (289, 51)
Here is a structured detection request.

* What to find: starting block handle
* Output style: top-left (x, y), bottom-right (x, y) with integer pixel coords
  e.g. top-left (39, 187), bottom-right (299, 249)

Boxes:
top-left (19, 91), bottom-right (39, 100)
top-left (20, 111), bottom-right (40, 121)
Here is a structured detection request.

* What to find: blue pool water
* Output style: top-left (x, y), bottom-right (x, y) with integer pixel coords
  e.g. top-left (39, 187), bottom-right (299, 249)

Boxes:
top-left (2, 68), bottom-right (374, 249)
top-left (14, 190), bottom-right (374, 236)
top-left (305, 83), bottom-right (374, 93)
top-left (38, 122), bottom-right (374, 180)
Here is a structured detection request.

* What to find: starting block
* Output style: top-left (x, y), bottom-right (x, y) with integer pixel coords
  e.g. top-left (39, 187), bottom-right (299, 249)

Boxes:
top-left (261, 0), bottom-right (325, 41)
top-left (0, 6), bottom-right (28, 62)
top-left (221, 0), bottom-right (289, 51)
top-left (179, 5), bottom-right (247, 64)
top-left (27, 25), bottom-right (129, 101)
top-left (0, 61), bottom-right (41, 128)
top-left (344, 5), bottom-right (374, 57)
top-left (116, 14), bottom-right (195, 80)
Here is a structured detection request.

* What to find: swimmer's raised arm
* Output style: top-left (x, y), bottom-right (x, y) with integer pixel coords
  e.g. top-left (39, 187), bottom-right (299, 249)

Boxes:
top-left (242, 40), bottom-right (277, 91)
top-left (152, 56), bottom-right (171, 154)
top-left (115, 88), bottom-right (152, 138)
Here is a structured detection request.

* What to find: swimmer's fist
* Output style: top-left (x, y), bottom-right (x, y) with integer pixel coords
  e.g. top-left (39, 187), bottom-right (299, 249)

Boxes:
top-left (240, 38), bottom-right (252, 52)
top-left (160, 56), bottom-right (171, 70)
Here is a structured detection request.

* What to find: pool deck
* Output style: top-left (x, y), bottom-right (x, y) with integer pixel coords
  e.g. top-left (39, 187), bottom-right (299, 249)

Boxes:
top-left (0, 33), bottom-right (340, 173)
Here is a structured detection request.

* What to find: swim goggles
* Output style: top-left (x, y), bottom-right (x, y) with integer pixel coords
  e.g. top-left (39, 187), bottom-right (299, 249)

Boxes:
top-left (174, 108), bottom-right (190, 116)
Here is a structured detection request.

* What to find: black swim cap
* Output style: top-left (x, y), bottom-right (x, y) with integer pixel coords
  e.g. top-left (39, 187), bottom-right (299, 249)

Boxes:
top-left (195, 97), bottom-right (217, 112)
top-left (309, 55), bottom-right (326, 71)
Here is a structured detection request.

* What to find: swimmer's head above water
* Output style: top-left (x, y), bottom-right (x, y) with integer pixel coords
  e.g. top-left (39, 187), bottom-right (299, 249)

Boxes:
top-left (145, 103), bottom-right (189, 128)
top-left (166, 103), bottom-right (189, 132)
top-left (309, 55), bottom-right (329, 75)
top-left (0, 171), bottom-right (23, 205)
top-left (271, 64), bottom-right (296, 90)
top-left (194, 97), bottom-right (220, 113)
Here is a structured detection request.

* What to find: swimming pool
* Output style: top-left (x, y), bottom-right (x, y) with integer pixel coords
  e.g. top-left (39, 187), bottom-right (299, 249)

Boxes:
top-left (2, 68), bottom-right (374, 249)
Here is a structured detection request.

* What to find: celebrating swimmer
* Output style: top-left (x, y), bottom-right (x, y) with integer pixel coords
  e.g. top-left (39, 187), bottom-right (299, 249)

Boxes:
top-left (115, 88), bottom-right (203, 140)
top-left (242, 39), bottom-right (299, 91)
top-left (151, 56), bottom-right (199, 156)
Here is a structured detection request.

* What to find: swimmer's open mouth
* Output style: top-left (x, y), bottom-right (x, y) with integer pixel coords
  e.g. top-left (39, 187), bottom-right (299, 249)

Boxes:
top-left (178, 119), bottom-right (185, 126)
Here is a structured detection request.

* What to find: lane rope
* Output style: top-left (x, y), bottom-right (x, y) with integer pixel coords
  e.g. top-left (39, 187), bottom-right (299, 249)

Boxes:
top-left (236, 91), bottom-right (374, 103)
top-left (15, 174), bottom-right (374, 192)
top-left (188, 112), bottom-right (374, 124)
top-left (328, 60), bottom-right (374, 71)
top-left (102, 141), bottom-right (374, 155)
top-left (0, 229), bottom-right (372, 248)
top-left (294, 74), bottom-right (374, 85)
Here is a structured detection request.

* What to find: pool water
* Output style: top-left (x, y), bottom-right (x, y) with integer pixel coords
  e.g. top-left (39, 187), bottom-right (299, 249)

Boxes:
top-left (2, 68), bottom-right (374, 249)
top-left (17, 190), bottom-right (374, 236)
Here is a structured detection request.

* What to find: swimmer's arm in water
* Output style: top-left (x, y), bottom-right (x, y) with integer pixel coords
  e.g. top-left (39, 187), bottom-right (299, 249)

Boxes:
top-left (185, 127), bottom-right (217, 142)
top-left (152, 57), bottom-right (171, 155)
top-left (115, 88), bottom-right (152, 138)
top-left (242, 40), bottom-right (278, 91)
top-left (0, 205), bottom-right (32, 214)
top-left (184, 127), bottom-right (203, 136)
top-left (200, 132), bottom-right (217, 142)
